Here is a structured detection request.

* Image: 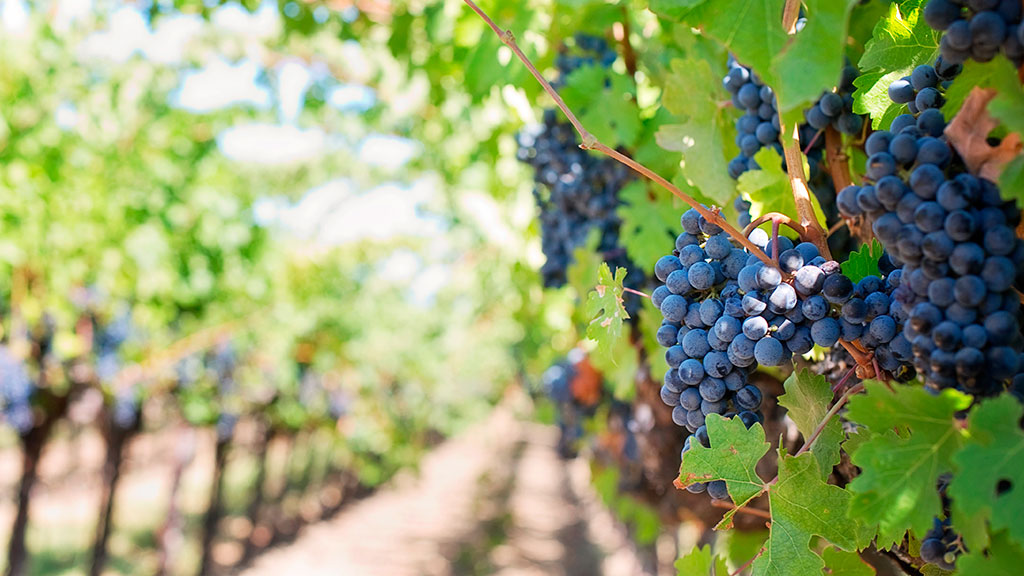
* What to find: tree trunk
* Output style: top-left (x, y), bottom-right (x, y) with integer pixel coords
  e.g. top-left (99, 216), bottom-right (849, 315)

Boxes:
top-left (88, 424), bottom-right (132, 576)
top-left (198, 435), bottom-right (231, 575)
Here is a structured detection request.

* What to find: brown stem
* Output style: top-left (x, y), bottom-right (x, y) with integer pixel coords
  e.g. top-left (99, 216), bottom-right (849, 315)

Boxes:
top-left (462, 0), bottom-right (780, 270)
top-left (622, 287), bottom-right (650, 299)
top-left (827, 219), bottom-right (847, 237)
top-left (782, 0), bottom-right (802, 34)
top-left (781, 125), bottom-right (832, 259)
top-left (710, 499), bottom-right (771, 520)
top-left (742, 213), bottom-right (808, 239)
top-left (824, 126), bottom-right (853, 193)
top-left (771, 219), bottom-right (781, 262)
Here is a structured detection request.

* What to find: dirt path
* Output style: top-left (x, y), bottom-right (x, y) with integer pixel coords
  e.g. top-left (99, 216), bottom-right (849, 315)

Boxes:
top-left (240, 405), bottom-right (658, 576)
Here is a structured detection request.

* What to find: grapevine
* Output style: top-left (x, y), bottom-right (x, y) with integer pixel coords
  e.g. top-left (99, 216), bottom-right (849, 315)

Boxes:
top-left (466, 0), bottom-right (1024, 573)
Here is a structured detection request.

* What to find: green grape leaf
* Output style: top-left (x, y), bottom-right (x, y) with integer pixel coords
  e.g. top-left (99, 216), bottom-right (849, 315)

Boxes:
top-left (639, 296), bottom-right (670, 382)
top-left (738, 148), bottom-right (828, 230)
top-left (821, 547), bottom-right (875, 576)
top-left (648, 0), bottom-right (710, 21)
top-left (777, 369), bottom-right (842, 480)
top-left (724, 529), bottom-right (769, 572)
top-left (949, 396), bottom-right (1024, 550)
top-left (636, 108), bottom-right (686, 177)
top-left (657, 58), bottom-right (737, 206)
top-left (1000, 157), bottom-right (1024, 207)
top-left (675, 544), bottom-right (730, 576)
top-left (845, 382), bottom-right (972, 548)
top-left (560, 64), bottom-right (608, 111)
top-left (753, 452), bottom-right (873, 576)
top-left (580, 74), bottom-right (642, 148)
top-left (956, 531), bottom-right (1024, 576)
top-left (841, 239), bottom-right (884, 284)
top-left (567, 229), bottom-right (604, 303)
top-left (678, 414), bottom-right (769, 528)
top-left (857, 0), bottom-right (937, 71)
top-left (618, 180), bottom-right (681, 273)
top-left (563, 66), bottom-right (641, 148)
top-left (853, 1), bottom-right (938, 128)
top-left (669, 0), bottom-right (789, 92)
top-left (771, 0), bottom-right (859, 114)
top-left (584, 263), bottom-right (630, 367)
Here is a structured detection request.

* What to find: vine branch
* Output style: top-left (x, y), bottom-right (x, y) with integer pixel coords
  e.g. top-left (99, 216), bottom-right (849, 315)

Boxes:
top-left (461, 0), bottom-right (780, 270)
top-left (782, 0), bottom-right (802, 34)
top-left (824, 125), bottom-right (853, 193)
top-left (742, 213), bottom-right (808, 242)
top-left (781, 125), bottom-right (832, 260)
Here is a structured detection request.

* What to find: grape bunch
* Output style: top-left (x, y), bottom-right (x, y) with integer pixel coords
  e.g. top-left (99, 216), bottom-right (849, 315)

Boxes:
top-left (885, 59), bottom-right (962, 115)
top-left (921, 516), bottom-right (961, 570)
top-left (723, 59), bottom-right (782, 180)
top-left (518, 36), bottom-right (643, 294)
top-left (724, 59), bottom-right (861, 244)
top-left (0, 347), bottom-right (34, 435)
top-left (924, 0), bottom-right (1023, 66)
top-left (553, 33), bottom-right (617, 85)
top-left (836, 269), bottom-right (916, 380)
top-left (837, 102), bottom-right (1024, 395)
top-left (518, 110), bottom-right (637, 289)
top-left (803, 63), bottom-right (864, 136)
top-left (655, 207), bottom-right (872, 496)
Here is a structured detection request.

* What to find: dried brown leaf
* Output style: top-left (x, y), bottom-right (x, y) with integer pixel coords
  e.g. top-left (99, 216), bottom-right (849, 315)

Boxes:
top-left (945, 87), bottom-right (1023, 182)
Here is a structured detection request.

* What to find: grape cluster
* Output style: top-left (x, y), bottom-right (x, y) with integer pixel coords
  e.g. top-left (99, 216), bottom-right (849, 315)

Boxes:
top-left (723, 59), bottom-right (781, 179)
top-left (518, 111), bottom-right (638, 290)
top-left (836, 270), bottom-right (916, 379)
top-left (724, 59), bottom-right (861, 244)
top-left (919, 476), bottom-right (964, 570)
top-left (838, 105), bottom-right (1024, 395)
top-left (925, 0), bottom-right (1024, 66)
top-left (518, 36), bottom-right (642, 294)
top-left (804, 64), bottom-right (864, 136)
top-left (0, 347), bottom-right (34, 434)
top-left (885, 59), bottom-right (962, 115)
top-left (655, 208), bottom-right (865, 496)
top-left (553, 34), bottom-right (617, 84)
top-left (920, 517), bottom-right (961, 570)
